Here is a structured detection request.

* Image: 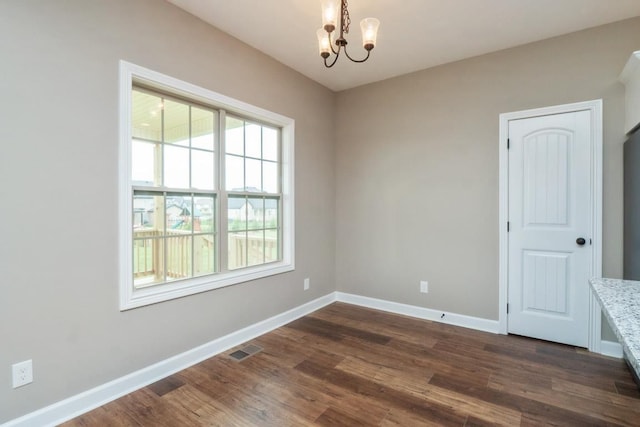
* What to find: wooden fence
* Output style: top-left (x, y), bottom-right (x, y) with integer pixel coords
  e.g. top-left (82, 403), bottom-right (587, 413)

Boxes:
top-left (133, 228), bottom-right (277, 284)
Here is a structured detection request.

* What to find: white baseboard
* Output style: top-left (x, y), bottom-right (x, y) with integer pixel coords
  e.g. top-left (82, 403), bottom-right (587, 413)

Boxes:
top-left (335, 293), bottom-right (625, 358)
top-left (600, 340), bottom-right (623, 358)
top-left (8, 291), bottom-right (580, 426)
top-left (3, 293), bottom-right (336, 427)
top-left (335, 292), bottom-right (500, 334)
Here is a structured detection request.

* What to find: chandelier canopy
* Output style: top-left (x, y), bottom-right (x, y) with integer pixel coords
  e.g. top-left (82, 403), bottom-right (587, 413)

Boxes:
top-left (316, 0), bottom-right (380, 68)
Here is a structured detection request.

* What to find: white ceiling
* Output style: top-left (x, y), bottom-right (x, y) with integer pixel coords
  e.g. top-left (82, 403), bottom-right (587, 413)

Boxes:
top-left (167, 0), bottom-right (640, 92)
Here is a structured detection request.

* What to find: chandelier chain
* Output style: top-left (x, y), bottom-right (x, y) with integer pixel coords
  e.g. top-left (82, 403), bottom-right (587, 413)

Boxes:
top-left (341, 0), bottom-right (351, 34)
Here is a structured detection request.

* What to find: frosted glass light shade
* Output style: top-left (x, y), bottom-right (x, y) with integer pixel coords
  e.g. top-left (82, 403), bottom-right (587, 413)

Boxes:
top-left (360, 18), bottom-right (380, 50)
top-left (317, 29), bottom-right (331, 58)
top-left (321, 0), bottom-right (340, 32)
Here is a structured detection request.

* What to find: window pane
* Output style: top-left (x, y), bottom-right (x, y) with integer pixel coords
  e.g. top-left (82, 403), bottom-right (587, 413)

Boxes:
top-left (132, 140), bottom-right (157, 186)
top-left (265, 197), bottom-right (279, 230)
top-left (263, 127), bottom-right (278, 161)
top-left (166, 235), bottom-right (192, 280)
top-left (247, 231), bottom-right (265, 267)
top-left (194, 234), bottom-right (215, 276)
top-left (164, 145), bottom-right (189, 189)
top-left (195, 196), bottom-right (215, 233)
top-left (247, 198), bottom-right (264, 230)
top-left (245, 123), bottom-right (261, 159)
top-left (164, 99), bottom-right (189, 146)
top-left (264, 230), bottom-right (279, 263)
top-left (192, 107), bottom-right (215, 151)
top-left (226, 117), bottom-right (244, 155)
top-left (133, 193), bottom-right (164, 231)
top-left (228, 196), bottom-right (247, 231)
top-left (166, 195), bottom-right (192, 232)
top-left (226, 155), bottom-right (244, 191)
top-left (263, 161), bottom-right (278, 194)
top-left (133, 238), bottom-right (164, 288)
top-left (245, 158), bottom-right (261, 192)
top-left (192, 150), bottom-right (214, 190)
top-left (228, 231), bottom-right (247, 270)
top-left (132, 90), bottom-right (162, 141)
top-left (264, 197), bottom-right (279, 265)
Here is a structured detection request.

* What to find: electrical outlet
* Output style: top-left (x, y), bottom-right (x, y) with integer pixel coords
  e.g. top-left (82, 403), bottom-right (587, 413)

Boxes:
top-left (304, 278), bottom-right (310, 290)
top-left (12, 360), bottom-right (33, 388)
top-left (420, 280), bottom-right (429, 293)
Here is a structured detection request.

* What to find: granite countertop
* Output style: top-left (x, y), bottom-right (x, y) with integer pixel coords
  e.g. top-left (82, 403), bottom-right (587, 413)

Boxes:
top-left (589, 278), bottom-right (640, 379)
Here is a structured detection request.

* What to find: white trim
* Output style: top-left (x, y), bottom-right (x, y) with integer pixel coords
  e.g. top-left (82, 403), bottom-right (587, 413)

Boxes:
top-left (498, 100), bottom-right (603, 344)
top-left (118, 61), bottom-right (134, 311)
top-left (589, 289), bottom-right (624, 358)
top-left (600, 340), bottom-right (624, 359)
top-left (619, 51), bottom-right (640, 83)
top-left (619, 50), bottom-right (640, 134)
top-left (7, 287), bottom-right (616, 426)
top-left (3, 292), bottom-right (537, 426)
top-left (3, 293), bottom-right (335, 427)
top-left (498, 105), bottom-right (509, 335)
top-left (14, 289), bottom-right (618, 426)
top-left (119, 60), bottom-right (296, 310)
top-left (335, 292), bottom-right (500, 334)
top-left (589, 289), bottom-right (603, 353)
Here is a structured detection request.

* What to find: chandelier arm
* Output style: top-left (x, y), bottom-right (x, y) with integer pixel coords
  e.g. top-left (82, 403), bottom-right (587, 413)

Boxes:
top-left (342, 44), bottom-right (371, 63)
top-left (328, 34), bottom-right (340, 55)
top-left (324, 49), bottom-right (341, 68)
top-left (319, 0), bottom-right (376, 67)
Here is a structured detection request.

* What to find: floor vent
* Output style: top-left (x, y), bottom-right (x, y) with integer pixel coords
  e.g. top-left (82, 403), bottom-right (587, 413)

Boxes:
top-left (229, 344), bottom-right (263, 362)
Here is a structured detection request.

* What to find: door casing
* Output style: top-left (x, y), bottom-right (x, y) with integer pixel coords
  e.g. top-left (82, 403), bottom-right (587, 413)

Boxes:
top-left (498, 100), bottom-right (603, 351)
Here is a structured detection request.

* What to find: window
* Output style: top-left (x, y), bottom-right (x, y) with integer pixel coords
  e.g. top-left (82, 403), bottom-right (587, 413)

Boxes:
top-left (119, 61), bottom-right (294, 310)
top-left (225, 116), bottom-right (281, 270)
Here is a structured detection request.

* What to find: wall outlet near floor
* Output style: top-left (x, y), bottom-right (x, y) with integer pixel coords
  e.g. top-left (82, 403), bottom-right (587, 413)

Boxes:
top-left (304, 277), bottom-right (310, 291)
top-left (420, 280), bottom-right (429, 293)
top-left (12, 359), bottom-right (33, 388)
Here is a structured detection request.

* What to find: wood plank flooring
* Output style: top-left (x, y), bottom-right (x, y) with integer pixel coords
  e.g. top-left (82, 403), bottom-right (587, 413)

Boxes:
top-left (62, 302), bottom-right (640, 426)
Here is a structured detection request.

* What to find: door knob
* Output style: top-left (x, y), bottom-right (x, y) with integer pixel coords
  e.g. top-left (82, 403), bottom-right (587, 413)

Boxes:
top-left (576, 237), bottom-right (586, 246)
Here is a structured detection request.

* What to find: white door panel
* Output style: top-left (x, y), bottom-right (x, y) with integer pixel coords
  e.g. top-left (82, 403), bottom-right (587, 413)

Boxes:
top-left (522, 250), bottom-right (569, 315)
top-left (508, 110), bottom-right (591, 347)
top-left (523, 131), bottom-right (570, 226)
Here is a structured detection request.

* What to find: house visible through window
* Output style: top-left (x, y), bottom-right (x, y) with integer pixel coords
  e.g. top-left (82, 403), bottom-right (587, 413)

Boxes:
top-left (120, 61), bottom-right (294, 310)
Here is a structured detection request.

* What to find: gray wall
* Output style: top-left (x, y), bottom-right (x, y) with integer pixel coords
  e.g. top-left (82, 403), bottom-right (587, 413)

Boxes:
top-left (0, 0), bottom-right (335, 421)
top-left (2, 1), bottom-right (636, 422)
top-left (335, 18), bottom-right (640, 321)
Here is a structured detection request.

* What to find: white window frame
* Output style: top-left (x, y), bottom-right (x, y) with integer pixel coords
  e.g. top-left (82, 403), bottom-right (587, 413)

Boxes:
top-left (119, 61), bottom-right (295, 310)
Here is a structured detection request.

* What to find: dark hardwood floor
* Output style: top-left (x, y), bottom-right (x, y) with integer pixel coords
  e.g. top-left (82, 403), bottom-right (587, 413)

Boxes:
top-left (63, 302), bottom-right (640, 426)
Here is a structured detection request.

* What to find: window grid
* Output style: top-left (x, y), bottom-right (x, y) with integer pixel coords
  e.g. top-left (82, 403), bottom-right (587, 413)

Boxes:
top-left (132, 190), bottom-right (217, 287)
top-left (132, 88), bottom-right (219, 288)
top-left (227, 194), bottom-right (281, 270)
top-left (131, 87), bottom-right (282, 288)
top-left (224, 115), bottom-right (281, 271)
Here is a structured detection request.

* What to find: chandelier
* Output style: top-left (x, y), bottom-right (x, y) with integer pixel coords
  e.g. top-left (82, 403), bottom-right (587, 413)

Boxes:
top-left (316, 0), bottom-right (380, 68)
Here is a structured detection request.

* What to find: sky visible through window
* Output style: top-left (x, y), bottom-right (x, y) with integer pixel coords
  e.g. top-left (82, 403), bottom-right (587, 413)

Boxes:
top-left (132, 121), bottom-right (278, 193)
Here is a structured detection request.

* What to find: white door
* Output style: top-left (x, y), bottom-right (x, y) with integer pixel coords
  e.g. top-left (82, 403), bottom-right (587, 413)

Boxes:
top-left (507, 110), bottom-right (593, 347)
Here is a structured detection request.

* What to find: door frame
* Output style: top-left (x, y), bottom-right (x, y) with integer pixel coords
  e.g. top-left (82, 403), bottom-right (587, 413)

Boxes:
top-left (498, 99), bottom-right (603, 351)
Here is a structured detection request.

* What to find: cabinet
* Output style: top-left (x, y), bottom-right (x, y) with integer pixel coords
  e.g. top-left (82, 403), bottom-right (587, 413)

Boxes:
top-left (620, 51), bottom-right (640, 134)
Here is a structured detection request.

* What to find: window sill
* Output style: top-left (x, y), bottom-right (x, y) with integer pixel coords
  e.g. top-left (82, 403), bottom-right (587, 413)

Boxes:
top-left (120, 261), bottom-right (295, 310)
